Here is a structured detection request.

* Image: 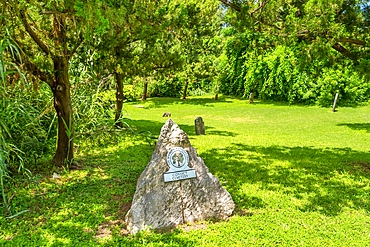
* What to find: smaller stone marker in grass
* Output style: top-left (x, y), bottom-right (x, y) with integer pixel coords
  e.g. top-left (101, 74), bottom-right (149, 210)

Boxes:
top-left (195, 116), bottom-right (205, 135)
top-left (125, 119), bottom-right (234, 234)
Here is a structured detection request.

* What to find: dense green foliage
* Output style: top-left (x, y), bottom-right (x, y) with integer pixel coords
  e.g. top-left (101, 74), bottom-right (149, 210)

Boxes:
top-left (219, 42), bottom-right (370, 105)
top-left (218, 0), bottom-right (370, 105)
top-left (148, 77), bottom-right (184, 98)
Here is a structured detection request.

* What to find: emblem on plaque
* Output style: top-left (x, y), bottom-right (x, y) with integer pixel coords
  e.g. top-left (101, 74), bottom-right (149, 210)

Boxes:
top-left (163, 147), bottom-right (196, 182)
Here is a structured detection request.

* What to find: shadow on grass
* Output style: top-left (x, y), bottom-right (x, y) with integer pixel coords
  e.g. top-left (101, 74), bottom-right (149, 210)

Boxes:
top-left (139, 96), bottom-right (234, 109)
top-left (202, 144), bottom-right (370, 216)
top-left (116, 118), bottom-right (238, 141)
top-left (206, 129), bottom-right (238, 137)
top-left (4, 118), bottom-right (241, 246)
top-left (177, 96), bottom-right (234, 106)
top-left (337, 123), bottom-right (370, 133)
top-left (5, 117), bottom-right (370, 245)
top-left (248, 100), bottom-right (314, 107)
top-left (4, 141), bottom-right (199, 246)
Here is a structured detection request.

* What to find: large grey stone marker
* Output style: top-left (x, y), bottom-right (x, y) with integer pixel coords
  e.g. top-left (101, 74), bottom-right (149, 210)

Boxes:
top-left (125, 119), bottom-right (234, 234)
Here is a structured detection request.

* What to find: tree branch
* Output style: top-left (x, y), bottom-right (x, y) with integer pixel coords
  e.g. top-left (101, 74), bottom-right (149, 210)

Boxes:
top-left (40, 10), bottom-right (75, 15)
top-left (250, 0), bottom-right (271, 16)
top-left (19, 10), bottom-right (52, 56)
top-left (219, 0), bottom-right (241, 12)
top-left (24, 59), bottom-right (54, 86)
top-left (338, 38), bottom-right (366, 46)
top-left (98, 73), bottom-right (113, 88)
top-left (13, 37), bottom-right (54, 86)
top-left (332, 43), bottom-right (358, 62)
top-left (53, 14), bottom-right (68, 55)
top-left (257, 18), bottom-right (282, 31)
top-left (220, 0), bottom-right (281, 31)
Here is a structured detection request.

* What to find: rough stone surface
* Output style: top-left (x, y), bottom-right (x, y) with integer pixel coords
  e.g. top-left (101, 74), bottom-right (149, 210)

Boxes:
top-left (125, 119), bottom-right (235, 234)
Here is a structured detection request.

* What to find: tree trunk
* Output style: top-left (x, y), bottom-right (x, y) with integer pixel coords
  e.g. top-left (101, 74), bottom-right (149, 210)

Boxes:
top-left (19, 8), bottom-right (76, 168)
top-left (51, 56), bottom-right (74, 167)
top-left (182, 81), bottom-right (189, 99)
top-left (142, 78), bottom-right (148, 101)
top-left (115, 72), bottom-right (124, 128)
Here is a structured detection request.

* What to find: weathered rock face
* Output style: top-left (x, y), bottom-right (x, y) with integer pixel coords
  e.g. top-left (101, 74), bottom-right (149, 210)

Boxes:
top-left (125, 119), bottom-right (234, 234)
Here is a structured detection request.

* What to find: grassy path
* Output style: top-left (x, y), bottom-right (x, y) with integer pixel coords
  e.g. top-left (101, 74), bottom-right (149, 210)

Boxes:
top-left (1, 96), bottom-right (370, 246)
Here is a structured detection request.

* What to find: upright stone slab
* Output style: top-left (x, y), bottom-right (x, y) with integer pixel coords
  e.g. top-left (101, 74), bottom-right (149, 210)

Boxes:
top-left (125, 119), bottom-right (234, 234)
top-left (194, 116), bottom-right (205, 135)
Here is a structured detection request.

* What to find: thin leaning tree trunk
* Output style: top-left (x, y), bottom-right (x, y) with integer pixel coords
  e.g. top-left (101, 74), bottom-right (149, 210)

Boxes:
top-left (115, 72), bottom-right (124, 128)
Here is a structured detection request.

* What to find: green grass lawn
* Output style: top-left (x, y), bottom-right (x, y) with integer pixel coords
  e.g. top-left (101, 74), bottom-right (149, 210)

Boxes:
top-left (1, 95), bottom-right (370, 246)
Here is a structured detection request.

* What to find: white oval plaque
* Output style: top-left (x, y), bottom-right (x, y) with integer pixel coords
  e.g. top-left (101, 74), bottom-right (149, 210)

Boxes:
top-left (166, 147), bottom-right (189, 169)
top-left (164, 147), bottom-right (196, 182)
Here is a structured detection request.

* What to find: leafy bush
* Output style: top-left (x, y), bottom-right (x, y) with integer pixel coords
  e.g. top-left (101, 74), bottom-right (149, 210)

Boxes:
top-left (188, 78), bottom-right (214, 96)
top-left (123, 85), bottom-right (141, 102)
top-left (219, 43), bottom-right (370, 105)
top-left (148, 77), bottom-right (183, 98)
top-left (315, 66), bottom-right (370, 106)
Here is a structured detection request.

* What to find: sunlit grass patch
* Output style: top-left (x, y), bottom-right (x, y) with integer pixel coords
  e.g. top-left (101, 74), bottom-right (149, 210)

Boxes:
top-left (2, 96), bottom-right (370, 246)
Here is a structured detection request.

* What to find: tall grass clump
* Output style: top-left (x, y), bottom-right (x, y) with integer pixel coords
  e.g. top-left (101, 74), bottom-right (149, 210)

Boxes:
top-left (0, 31), bottom-right (25, 215)
top-left (70, 73), bottom-right (131, 150)
top-left (0, 31), bottom-right (55, 216)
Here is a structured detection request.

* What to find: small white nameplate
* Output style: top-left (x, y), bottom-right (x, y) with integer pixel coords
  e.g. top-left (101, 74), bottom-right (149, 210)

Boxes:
top-left (164, 170), bottom-right (196, 182)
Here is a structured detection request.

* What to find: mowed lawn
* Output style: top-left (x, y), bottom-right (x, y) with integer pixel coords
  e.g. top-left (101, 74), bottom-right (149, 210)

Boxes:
top-left (1, 95), bottom-right (370, 246)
